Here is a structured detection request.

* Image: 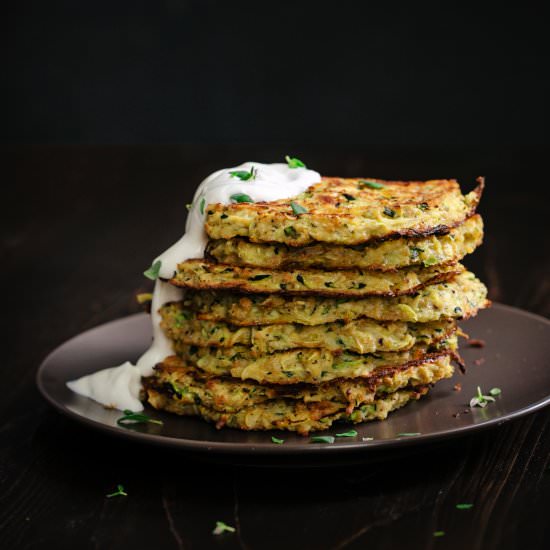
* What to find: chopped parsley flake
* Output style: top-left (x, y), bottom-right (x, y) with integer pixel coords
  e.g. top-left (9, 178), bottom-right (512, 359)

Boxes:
top-left (229, 167), bottom-right (256, 181)
top-left (456, 503), bottom-right (474, 510)
top-left (230, 193), bottom-right (254, 203)
top-left (199, 197), bottom-right (206, 215)
top-left (396, 432), bottom-right (421, 437)
top-left (433, 531), bottom-right (445, 537)
top-left (310, 435), bottom-right (335, 444)
top-left (285, 155), bottom-right (306, 168)
top-left (106, 484), bottom-right (128, 498)
top-left (186, 203), bottom-right (192, 211)
top-left (284, 226), bottom-right (298, 238)
top-left (291, 201), bottom-right (308, 215)
top-left (212, 521), bottom-right (236, 535)
top-left (489, 387), bottom-right (502, 396)
top-left (116, 410), bottom-right (163, 427)
top-left (359, 180), bottom-right (385, 189)
top-left (418, 202), bottom-right (429, 211)
top-left (335, 430), bottom-right (358, 438)
top-left (271, 436), bottom-right (284, 444)
top-left (143, 260), bottom-right (162, 280)
top-left (470, 386), bottom-right (496, 408)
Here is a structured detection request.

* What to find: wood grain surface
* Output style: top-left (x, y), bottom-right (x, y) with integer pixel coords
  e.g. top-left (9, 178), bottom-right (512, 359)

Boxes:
top-left (1, 145), bottom-right (549, 550)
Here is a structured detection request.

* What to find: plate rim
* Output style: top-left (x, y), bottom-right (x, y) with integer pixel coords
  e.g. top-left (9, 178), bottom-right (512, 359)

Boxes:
top-left (36, 302), bottom-right (550, 455)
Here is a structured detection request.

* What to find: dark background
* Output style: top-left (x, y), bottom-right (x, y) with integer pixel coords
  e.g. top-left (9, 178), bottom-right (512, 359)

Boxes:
top-left (3, 3), bottom-right (550, 549)
top-left (5, 1), bottom-right (549, 144)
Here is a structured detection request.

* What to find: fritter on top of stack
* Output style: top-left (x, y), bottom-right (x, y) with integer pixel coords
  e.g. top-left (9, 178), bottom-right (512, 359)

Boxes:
top-left (143, 177), bottom-right (489, 435)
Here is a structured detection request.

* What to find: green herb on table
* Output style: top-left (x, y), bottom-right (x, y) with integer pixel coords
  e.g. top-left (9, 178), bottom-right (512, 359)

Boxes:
top-left (106, 484), bottom-right (128, 498)
top-left (271, 436), bottom-right (284, 444)
top-left (116, 409), bottom-right (163, 427)
top-left (213, 521), bottom-right (236, 535)
top-left (396, 432), bottom-right (421, 437)
top-left (311, 435), bottom-right (335, 444)
top-left (456, 503), bottom-right (474, 510)
top-left (230, 193), bottom-right (254, 203)
top-left (229, 166), bottom-right (256, 181)
top-left (285, 155), bottom-right (306, 169)
top-left (143, 260), bottom-right (162, 280)
top-left (359, 180), bottom-right (385, 189)
top-left (433, 531), bottom-right (445, 537)
top-left (469, 386), bottom-right (496, 408)
top-left (291, 201), bottom-right (308, 215)
top-left (335, 430), bottom-right (358, 438)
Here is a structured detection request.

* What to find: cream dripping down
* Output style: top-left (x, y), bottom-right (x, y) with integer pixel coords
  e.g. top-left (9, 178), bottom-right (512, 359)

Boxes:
top-left (67, 162), bottom-right (321, 411)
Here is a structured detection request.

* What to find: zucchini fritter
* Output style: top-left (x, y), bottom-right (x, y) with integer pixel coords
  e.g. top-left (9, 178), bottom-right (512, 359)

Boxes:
top-left (205, 214), bottom-right (483, 271)
top-left (160, 302), bottom-right (456, 354)
top-left (145, 384), bottom-right (430, 435)
top-left (172, 338), bottom-right (457, 385)
top-left (171, 259), bottom-right (463, 297)
top-left (182, 272), bottom-right (489, 326)
top-left (205, 177), bottom-right (484, 246)
top-left (144, 355), bottom-right (452, 414)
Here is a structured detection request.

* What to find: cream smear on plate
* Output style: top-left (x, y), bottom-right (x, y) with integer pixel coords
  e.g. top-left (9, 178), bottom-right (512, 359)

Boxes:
top-left (67, 162), bottom-right (321, 411)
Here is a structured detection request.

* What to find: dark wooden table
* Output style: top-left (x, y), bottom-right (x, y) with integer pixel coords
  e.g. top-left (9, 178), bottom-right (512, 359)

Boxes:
top-left (2, 145), bottom-right (549, 550)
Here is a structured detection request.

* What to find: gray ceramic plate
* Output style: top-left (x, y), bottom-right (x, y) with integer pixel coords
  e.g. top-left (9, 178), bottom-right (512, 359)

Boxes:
top-left (37, 303), bottom-right (550, 456)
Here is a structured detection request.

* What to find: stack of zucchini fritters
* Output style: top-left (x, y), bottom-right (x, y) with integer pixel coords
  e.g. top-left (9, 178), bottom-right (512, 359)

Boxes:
top-left (143, 177), bottom-right (489, 435)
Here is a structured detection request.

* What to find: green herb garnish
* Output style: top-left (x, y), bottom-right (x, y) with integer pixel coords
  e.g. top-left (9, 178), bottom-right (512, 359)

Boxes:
top-left (284, 226), bottom-right (298, 238)
top-left (423, 257), bottom-right (438, 267)
top-left (433, 531), bottom-right (445, 537)
top-left (291, 201), bottom-right (308, 215)
top-left (489, 388), bottom-right (502, 396)
top-left (418, 202), bottom-right (429, 211)
top-left (396, 432), bottom-right (421, 437)
top-left (311, 435), bottom-right (335, 444)
top-left (335, 430), bottom-right (358, 438)
top-left (116, 409), bottom-right (163, 427)
top-left (285, 155), bottom-right (306, 169)
top-left (383, 207), bottom-right (396, 218)
top-left (230, 193), bottom-right (254, 203)
top-left (199, 197), bottom-right (206, 215)
top-left (456, 503), bottom-right (474, 510)
top-left (212, 521), bottom-right (236, 535)
top-left (470, 386), bottom-right (496, 408)
top-left (229, 166), bottom-right (256, 181)
top-left (143, 260), bottom-right (162, 280)
top-left (186, 203), bottom-right (192, 211)
top-left (359, 180), bottom-right (385, 189)
top-left (271, 436), bottom-right (284, 444)
top-left (106, 484), bottom-right (128, 498)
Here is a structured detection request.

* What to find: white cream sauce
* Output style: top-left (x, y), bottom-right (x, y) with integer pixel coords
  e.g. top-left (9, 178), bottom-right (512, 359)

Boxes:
top-left (67, 162), bottom-right (321, 412)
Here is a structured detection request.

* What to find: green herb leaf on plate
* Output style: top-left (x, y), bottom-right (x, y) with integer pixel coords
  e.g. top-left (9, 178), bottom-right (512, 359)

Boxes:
top-left (271, 436), bottom-right (284, 444)
top-left (117, 409), bottom-right (163, 427)
top-left (489, 387), bottom-right (502, 396)
top-left (310, 435), bottom-right (335, 444)
top-left (456, 503), bottom-right (474, 510)
top-left (335, 430), bottom-right (358, 438)
top-left (396, 432), bottom-right (421, 437)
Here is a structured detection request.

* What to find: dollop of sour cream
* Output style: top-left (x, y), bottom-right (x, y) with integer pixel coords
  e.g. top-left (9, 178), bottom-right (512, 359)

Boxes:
top-left (67, 162), bottom-right (321, 412)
